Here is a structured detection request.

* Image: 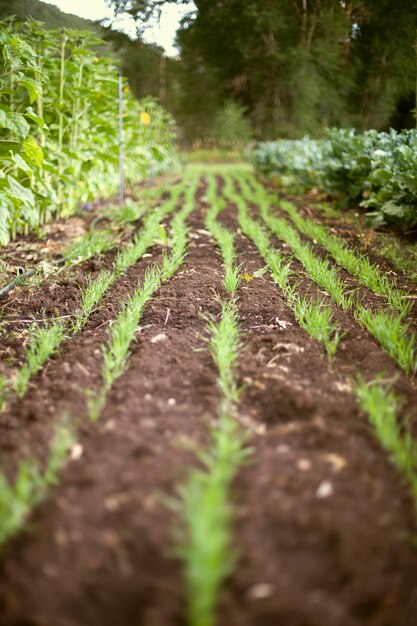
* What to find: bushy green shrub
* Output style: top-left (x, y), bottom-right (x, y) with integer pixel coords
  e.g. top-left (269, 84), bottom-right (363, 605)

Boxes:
top-left (253, 128), bottom-right (417, 230)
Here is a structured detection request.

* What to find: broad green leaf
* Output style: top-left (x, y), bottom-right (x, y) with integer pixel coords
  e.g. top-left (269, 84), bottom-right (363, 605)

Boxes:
top-left (21, 78), bottom-right (41, 104)
top-left (25, 107), bottom-right (46, 130)
top-left (23, 136), bottom-right (43, 168)
top-left (6, 175), bottom-right (35, 206)
top-left (11, 153), bottom-right (33, 175)
top-left (3, 112), bottom-right (30, 140)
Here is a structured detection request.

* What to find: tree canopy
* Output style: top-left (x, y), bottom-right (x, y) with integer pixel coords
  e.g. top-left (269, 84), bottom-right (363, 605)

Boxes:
top-left (108, 0), bottom-right (417, 142)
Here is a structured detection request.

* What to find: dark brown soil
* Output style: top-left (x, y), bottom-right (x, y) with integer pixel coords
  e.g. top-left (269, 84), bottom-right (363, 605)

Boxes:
top-left (0, 176), bottom-right (416, 626)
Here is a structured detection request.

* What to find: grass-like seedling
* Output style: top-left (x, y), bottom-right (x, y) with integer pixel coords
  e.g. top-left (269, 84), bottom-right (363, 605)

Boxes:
top-left (259, 200), bottom-right (353, 312)
top-left (244, 177), bottom-right (408, 312)
top-left (355, 378), bottom-right (417, 504)
top-left (14, 320), bottom-right (67, 397)
top-left (178, 410), bottom-right (248, 626)
top-left (355, 308), bottom-right (417, 375)
top-left (208, 300), bottom-right (242, 404)
top-left (0, 421), bottom-right (75, 544)
top-left (234, 174), bottom-right (417, 374)
top-left (175, 187), bottom-right (250, 625)
top-left (114, 184), bottom-right (184, 275)
top-left (277, 197), bottom-right (410, 316)
top-left (64, 228), bottom-right (116, 264)
top-left (292, 296), bottom-right (342, 361)
top-left (71, 271), bottom-right (114, 334)
top-left (0, 178), bottom-right (193, 540)
top-left (64, 181), bottom-right (184, 265)
top-left (88, 175), bottom-right (199, 420)
top-left (205, 174), bottom-right (242, 295)
top-left (223, 174), bottom-right (342, 362)
top-left (103, 268), bottom-right (162, 387)
top-left (178, 297), bottom-right (249, 626)
top-left (3, 181), bottom-right (188, 407)
top-left (375, 234), bottom-right (417, 283)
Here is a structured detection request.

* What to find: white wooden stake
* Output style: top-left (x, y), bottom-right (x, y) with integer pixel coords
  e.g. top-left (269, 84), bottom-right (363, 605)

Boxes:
top-left (118, 71), bottom-right (124, 207)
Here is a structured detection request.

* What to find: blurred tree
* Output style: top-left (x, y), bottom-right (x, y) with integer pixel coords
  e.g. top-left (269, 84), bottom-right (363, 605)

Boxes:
top-left (101, 1), bottom-right (417, 138)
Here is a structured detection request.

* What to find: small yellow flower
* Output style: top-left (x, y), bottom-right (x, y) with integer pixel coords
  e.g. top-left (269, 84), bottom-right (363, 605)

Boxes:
top-left (123, 86), bottom-right (130, 93)
top-left (140, 111), bottom-right (151, 125)
top-left (244, 272), bottom-right (253, 282)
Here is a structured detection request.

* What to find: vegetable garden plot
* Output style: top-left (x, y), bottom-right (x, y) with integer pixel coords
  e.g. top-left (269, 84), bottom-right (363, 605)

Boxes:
top-left (0, 171), bottom-right (416, 626)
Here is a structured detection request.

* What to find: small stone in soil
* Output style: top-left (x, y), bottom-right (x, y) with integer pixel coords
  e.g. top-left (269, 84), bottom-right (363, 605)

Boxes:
top-left (297, 458), bottom-right (312, 471)
top-left (316, 480), bottom-right (334, 499)
top-left (248, 583), bottom-right (274, 600)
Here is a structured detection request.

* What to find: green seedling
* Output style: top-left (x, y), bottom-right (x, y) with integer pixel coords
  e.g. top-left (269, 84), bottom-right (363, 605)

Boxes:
top-left (205, 174), bottom-right (242, 295)
top-left (71, 271), bottom-right (113, 334)
top-left (292, 296), bottom-right (341, 362)
top-left (0, 421), bottom-right (75, 544)
top-left (178, 297), bottom-right (249, 626)
top-left (88, 175), bottom-right (199, 421)
top-left (14, 320), bottom-right (67, 397)
top-left (277, 196), bottom-right (410, 316)
top-left (355, 378), bottom-right (417, 504)
top-left (176, 186), bottom-right (250, 626)
top-left (208, 300), bottom-right (242, 404)
top-left (223, 173), bottom-right (344, 362)
top-left (64, 229), bottom-right (115, 264)
top-left (232, 173), bottom-right (417, 376)
top-left (355, 307), bottom-right (417, 375)
top-left (3, 182), bottom-right (188, 409)
top-left (178, 411), bottom-right (248, 626)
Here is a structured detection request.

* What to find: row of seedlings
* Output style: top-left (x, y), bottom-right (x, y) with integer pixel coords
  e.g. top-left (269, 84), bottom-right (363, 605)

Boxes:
top-left (176, 175), bottom-right (250, 626)
top-left (88, 175), bottom-right (199, 419)
top-left (235, 174), bottom-right (417, 375)
top-left (0, 181), bottom-right (186, 410)
top-left (249, 179), bottom-right (409, 314)
top-left (222, 175), bottom-right (342, 362)
top-left (63, 180), bottom-right (175, 265)
top-left (0, 177), bottom-right (196, 543)
top-left (237, 174), bottom-right (417, 512)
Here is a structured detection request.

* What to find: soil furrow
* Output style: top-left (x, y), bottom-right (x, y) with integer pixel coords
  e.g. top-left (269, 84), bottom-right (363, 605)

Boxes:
top-left (268, 186), bottom-right (417, 292)
top-left (1, 174), bottom-right (417, 626)
top-left (266, 200), bottom-right (417, 323)
top-left (0, 241), bottom-right (167, 476)
top-left (215, 200), bottom-right (417, 626)
top-left (0, 203), bottom-right (226, 626)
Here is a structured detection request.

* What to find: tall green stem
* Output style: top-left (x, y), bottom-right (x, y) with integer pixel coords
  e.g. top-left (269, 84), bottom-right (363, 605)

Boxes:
top-left (58, 33), bottom-right (67, 151)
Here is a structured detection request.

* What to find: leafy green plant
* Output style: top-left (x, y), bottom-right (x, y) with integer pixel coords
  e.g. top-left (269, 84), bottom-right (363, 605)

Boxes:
top-left (355, 308), bottom-right (417, 375)
top-left (252, 128), bottom-right (417, 230)
top-left (0, 19), bottom-right (179, 244)
top-left (355, 379), bottom-right (417, 504)
top-left (0, 421), bottom-right (74, 544)
top-left (14, 319), bottom-right (66, 396)
top-left (88, 175), bottom-right (198, 420)
top-left (236, 174), bottom-right (417, 375)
